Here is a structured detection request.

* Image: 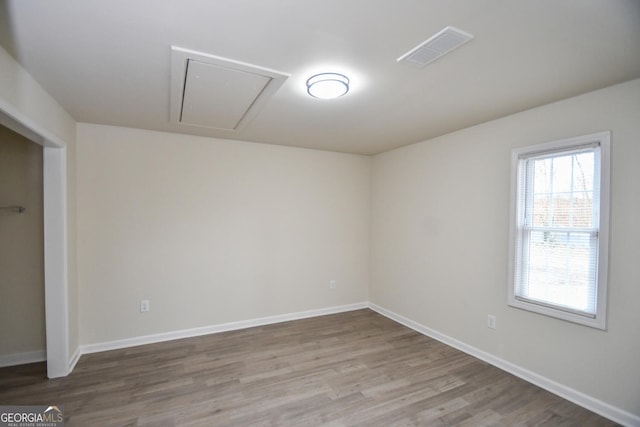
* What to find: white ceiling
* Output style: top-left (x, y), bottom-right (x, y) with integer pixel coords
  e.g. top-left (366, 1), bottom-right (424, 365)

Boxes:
top-left (1, 0), bottom-right (639, 155)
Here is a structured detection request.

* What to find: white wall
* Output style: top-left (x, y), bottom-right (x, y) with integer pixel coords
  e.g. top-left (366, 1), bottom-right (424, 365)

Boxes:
top-left (0, 47), bottom-right (75, 145)
top-left (370, 78), bottom-right (640, 417)
top-left (76, 124), bottom-right (370, 344)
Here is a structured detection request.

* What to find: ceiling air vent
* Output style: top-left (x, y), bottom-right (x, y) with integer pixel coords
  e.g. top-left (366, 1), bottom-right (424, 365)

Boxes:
top-left (397, 26), bottom-right (474, 68)
top-left (170, 46), bottom-right (289, 132)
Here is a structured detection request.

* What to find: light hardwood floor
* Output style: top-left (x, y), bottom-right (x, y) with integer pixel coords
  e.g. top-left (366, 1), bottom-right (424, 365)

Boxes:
top-left (0, 309), bottom-right (616, 426)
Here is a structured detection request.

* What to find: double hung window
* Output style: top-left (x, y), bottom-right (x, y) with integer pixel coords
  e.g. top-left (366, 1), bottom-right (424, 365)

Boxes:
top-left (508, 132), bottom-right (610, 329)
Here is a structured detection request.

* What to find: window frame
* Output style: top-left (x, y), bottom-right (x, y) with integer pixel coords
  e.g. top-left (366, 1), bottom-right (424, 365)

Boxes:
top-left (507, 131), bottom-right (611, 330)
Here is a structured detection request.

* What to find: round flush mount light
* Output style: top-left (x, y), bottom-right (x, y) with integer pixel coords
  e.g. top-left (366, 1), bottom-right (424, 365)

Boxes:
top-left (306, 73), bottom-right (350, 99)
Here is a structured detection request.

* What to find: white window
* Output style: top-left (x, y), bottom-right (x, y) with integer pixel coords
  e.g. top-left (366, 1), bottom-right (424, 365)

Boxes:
top-left (508, 132), bottom-right (610, 329)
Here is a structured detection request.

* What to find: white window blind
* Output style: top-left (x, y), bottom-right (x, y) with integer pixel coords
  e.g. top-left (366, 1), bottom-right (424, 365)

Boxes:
top-left (508, 132), bottom-right (610, 329)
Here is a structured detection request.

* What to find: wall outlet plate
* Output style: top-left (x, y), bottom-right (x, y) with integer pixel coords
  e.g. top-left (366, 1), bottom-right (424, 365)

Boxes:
top-left (140, 299), bottom-right (150, 313)
top-left (487, 314), bottom-right (496, 329)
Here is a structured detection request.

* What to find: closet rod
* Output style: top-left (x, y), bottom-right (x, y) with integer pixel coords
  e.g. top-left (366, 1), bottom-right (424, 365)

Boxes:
top-left (0, 205), bottom-right (26, 213)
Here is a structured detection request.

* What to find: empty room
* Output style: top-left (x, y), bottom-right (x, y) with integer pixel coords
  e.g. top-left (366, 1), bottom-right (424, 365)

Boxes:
top-left (1, 1), bottom-right (639, 425)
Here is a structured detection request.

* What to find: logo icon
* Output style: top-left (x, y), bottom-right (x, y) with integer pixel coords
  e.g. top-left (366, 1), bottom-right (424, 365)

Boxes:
top-left (0, 405), bottom-right (64, 426)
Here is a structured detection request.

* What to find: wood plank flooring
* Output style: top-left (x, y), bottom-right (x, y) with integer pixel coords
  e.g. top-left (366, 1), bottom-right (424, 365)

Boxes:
top-left (0, 309), bottom-right (616, 426)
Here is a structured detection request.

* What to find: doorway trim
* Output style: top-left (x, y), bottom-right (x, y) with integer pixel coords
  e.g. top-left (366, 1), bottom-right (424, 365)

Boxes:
top-left (0, 101), bottom-right (70, 378)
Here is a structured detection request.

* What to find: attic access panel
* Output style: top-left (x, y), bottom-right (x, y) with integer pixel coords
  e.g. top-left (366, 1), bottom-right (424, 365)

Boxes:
top-left (170, 46), bottom-right (289, 132)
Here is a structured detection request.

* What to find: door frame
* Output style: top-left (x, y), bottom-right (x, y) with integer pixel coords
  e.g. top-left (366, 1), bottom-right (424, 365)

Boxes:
top-left (0, 103), bottom-right (70, 378)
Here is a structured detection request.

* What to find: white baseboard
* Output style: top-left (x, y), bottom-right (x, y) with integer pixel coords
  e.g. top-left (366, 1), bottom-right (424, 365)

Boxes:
top-left (68, 346), bottom-right (81, 373)
top-left (368, 302), bottom-right (640, 427)
top-left (0, 350), bottom-right (46, 368)
top-left (80, 302), bottom-right (368, 355)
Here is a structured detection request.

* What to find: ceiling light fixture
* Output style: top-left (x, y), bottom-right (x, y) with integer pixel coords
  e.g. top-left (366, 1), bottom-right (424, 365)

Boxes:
top-left (306, 73), bottom-right (349, 99)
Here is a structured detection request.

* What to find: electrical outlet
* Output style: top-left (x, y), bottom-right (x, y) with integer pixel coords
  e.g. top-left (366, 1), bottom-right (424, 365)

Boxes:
top-left (487, 314), bottom-right (496, 329)
top-left (140, 299), bottom-right (150, 313)
top-left (329, 280), bottom-right (336, 289)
